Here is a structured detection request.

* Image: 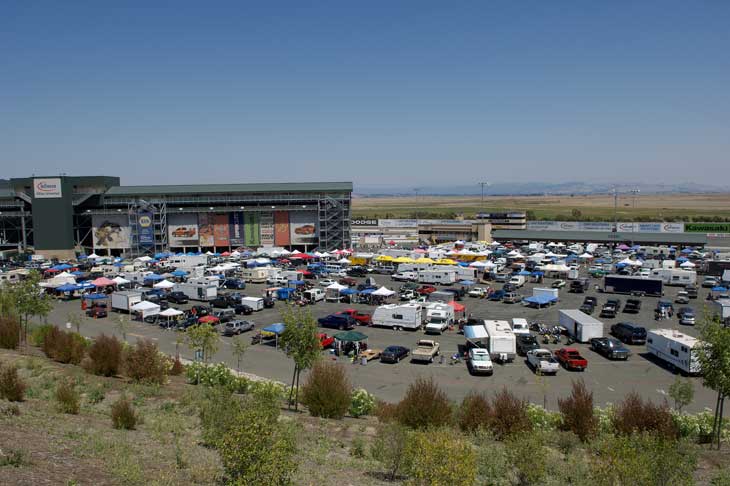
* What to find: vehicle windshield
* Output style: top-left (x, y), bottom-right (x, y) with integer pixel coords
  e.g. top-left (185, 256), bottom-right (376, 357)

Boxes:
top-left (429, 317), bottom-right (446, 324)
top-left (472, 354), bottom-right (489, 361)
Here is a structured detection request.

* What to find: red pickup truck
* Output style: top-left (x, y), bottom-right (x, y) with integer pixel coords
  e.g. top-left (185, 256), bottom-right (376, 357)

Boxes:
top-left (417, 285), bottom-right (437, 295)
top-left (318, 333), bottom-right (335, 349)
top-left (554, 348), bottom-right (588, 371)
top-left (339, 309), bottom-right (372, 325)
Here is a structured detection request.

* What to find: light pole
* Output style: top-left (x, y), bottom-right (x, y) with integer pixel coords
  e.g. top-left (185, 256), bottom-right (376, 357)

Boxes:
top-left (478, 181), bottom-right (490, 205)
top-left (613, 187), bottom-right (618, 233)
top-left (631, 188), bottom-right (640, 209)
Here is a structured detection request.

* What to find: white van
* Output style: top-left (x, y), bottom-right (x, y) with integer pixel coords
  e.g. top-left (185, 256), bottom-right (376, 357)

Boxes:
top-left (303, 288), bottom-right (325, 303)
top-left (508, 275), bottom-right (526, 288)
top-left (371, 303), bottom-right (424, 331)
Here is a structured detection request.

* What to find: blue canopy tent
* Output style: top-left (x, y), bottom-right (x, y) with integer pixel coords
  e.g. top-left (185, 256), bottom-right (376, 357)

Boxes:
top-left (681, 248), bottom-right (693, 254)
top-left (524, 294), bottom-right (558, 308)
top-left (459, 280), bottom-right (476, 286)
top-left (711, 286), bottom-right (728, 292)
top-left (144, 274), bottom-right (164, 282)
top-left (517, 270), bottom-right (531, 276)
top-left (56, 283), bottom-right (80, 293)
top-left (340, 288), bottom-right (359, 295)
top-left (261, 323), bottom-right (286, 348)
top-left (82, 293), bottom-right (107, 301)
top-left (77, 282), bottom-right (95, 290)
top-left (289, 280), bottom-right (306, 286)
top-left (532, 271), bottom-right (544, 276)
top-left (171, 269), bottom-right (188, 277)
top-left (359, 288), bottom-right (376, 295)
top-left (276, 288), bottom-right (296, 300)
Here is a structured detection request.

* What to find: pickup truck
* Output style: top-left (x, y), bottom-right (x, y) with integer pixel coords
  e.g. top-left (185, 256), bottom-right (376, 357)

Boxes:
top-left (516, 334), bottom-right (539, 356)
top-left (399, 290), bottom-right (417, 301)
top-left (622, 298), bottom-right (641, 314)
top-left (526, 349), bottom-right (560, 375)
top-left (467, 348), bottom-right (494, 375)
top-left (411, 340), bottom-right (440, 363)
top-left (468, 287), bottom-right (489, 298)
top-left (600, 299), bottom-right (621, 318)
top-left (580, 296), bottom-right (597, 315)
top-left (338, 309), bottom-right (372, 325)
top-left (417, 285), bottom-right (437, 295)
top-left (317, 314), bottom-right (356, 330)
top-left (553, 348), bottom-right (588, 371)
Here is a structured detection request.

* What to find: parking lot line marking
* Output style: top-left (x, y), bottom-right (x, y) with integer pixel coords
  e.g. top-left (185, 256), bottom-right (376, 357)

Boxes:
top-left (607, 386), bottom-right (615, 392)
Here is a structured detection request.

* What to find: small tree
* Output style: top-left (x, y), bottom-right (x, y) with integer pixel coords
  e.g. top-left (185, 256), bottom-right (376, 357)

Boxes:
top-left (300, 361), bottom-right (351, 419)
top-left (279, 306), bottom-right (321, 410)
top-left (371, 423), bottom-right (409, 481)
top-left (13, 271), bottom-right (52, 348)
top-left (186, 324), bottom-right (219, 364)
top-left (558, 379), bottom-right (598, 441)
top-left (669, 377), bottom-right (694, 413)
top-left (403, 427), bottom-right (476, 486)
top-left (697, 315), bottom-right (730, 449)
top-left (396, 376), bottom-right (452, 429)
top-left (231, 335), bottom-right (247, 372)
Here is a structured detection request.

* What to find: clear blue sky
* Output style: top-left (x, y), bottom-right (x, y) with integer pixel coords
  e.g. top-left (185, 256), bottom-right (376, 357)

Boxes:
top-left (2, 1), bottom-right (728, 187)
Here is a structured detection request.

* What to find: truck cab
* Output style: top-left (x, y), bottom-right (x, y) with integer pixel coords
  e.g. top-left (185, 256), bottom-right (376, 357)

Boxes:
top-left (467, 348), bottom-right (494, 375)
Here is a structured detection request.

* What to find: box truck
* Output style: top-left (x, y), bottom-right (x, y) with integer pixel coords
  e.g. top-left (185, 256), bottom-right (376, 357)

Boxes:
top-left (559, 309), bottom-right (604, 343)
top-left (483, 320), bottom-right (516, 361)
top-left (603, 275), bottom-right (663, 297)
top-left (241, 296), bottom-right (265, 311)
top-left (111, 290), bottom-right (143, 313)
top-left (646, 329), bottom-right (701, 375)
top-left (371, 303), bottom-right (424, 331)
top-left (710, 299), bottom-right (730, 322)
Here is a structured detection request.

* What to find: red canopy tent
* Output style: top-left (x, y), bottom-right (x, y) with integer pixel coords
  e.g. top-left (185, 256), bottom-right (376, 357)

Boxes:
top-left (448, 301), bottom-right (466, 320)
top-left (91, 277), bottom-right (117, 287)
top-left (220, 251), bottom-right (231, 257)
top-left (198, 315), bottom-right (220, 324)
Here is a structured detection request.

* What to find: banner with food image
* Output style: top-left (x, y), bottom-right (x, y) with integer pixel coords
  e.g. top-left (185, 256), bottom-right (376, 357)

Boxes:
top-left (92, 215), bottom-right (131, 249)
top-left (213, 214), bottom-right (230, 248)
top-left (289, 211), bottom-right (318, 245)
top-left (168, 213), bottom-right (199, 246)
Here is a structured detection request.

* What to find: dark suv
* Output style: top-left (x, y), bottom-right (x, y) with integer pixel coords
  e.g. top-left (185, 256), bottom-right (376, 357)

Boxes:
top-left (516, 334), bottom-right (539, 356)
top-left (317, 314), bottom-right (355, 330)
top-left (610, 322), bottom-right (647, 345)
top-left (167, 291), bottom-right (189, 304)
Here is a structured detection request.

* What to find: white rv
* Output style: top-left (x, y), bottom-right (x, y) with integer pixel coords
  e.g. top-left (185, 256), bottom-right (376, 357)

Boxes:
top-left (371, 303), bottom-right (424, 331)
top-left (241, 296), bottom-right (265, 311)
top-left (417, 269), bottom-right (457, 285)
top-left (241, 267), bottom-right (268, 283)
top-left (650, 269), bottom-right (697, 286)
top-left (168, 255), bottom-right (208, 270)
top-left (438, 265), bottom-right (477, 281)
top-left (173, 277), bottom-right (218, 301)
top-left (483, 319), bottom-right (516, 361)
top-left (424, 303), bottom-right (454, 334)
top-left (646, 329), bottom-right (701, 375)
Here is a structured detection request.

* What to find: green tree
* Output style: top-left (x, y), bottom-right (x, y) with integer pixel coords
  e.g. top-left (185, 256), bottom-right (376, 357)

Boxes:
top-left (279, 306), bottom-right (321, 411)
top-left (571, 208), bottom-right (583, 220)
top-left (403, 427), bottom-right (476, 486)
top-left (231, 335), bottom-right (248, 372)
top-left (697, 315), bottom-right (730, 449)
top-left (0, 282), bottom-right (19, 318)
top-left (669, 377), bottom-right (694, 413)
top-left (186, 324), bottom-right (219, 364)
top-left (13, 271), bottom-right (52, 347)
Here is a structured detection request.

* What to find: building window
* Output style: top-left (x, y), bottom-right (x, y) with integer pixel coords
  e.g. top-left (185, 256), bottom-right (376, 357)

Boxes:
top-left (670, 349), bottom-right (679, 357)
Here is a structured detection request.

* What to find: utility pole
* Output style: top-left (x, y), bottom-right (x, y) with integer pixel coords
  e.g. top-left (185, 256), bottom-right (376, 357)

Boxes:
top-left (631, 188), bottom-right (640, 209)
top-left (613, 187), bottom-right (618, 233)
top-left (478, 182), bottom-right (490, 205)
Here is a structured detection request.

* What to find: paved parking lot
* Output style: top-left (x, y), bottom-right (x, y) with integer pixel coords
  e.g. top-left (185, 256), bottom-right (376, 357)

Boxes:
top-left (49, 272), bottom-right (718, 411)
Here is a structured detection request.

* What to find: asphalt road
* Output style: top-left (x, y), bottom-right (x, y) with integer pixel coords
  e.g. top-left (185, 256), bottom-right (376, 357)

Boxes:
top-left (48, 272), bottom-right (718, 411)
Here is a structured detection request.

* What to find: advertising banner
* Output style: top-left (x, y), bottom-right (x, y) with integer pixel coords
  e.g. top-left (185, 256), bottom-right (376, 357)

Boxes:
top-left (352, 218), bottom-right (379, 227)
top-left (527, 221), bottom-right (686, 233)
top-left (526, 221), bottom-right (560, 231)
top-left (685, 222), bottom-right (730, 233)
top-left (274, 211), bottom-right (290, 246)
top-left (92, 215), bottom-right (131, 249)
top-left (168, 213), bottom-right (199, 247)
top-left (244, 212), bottom-right (260, 247)
top-left (198, 213), bottom-right (214, 247)
top-left (213, 214), bottom-right (230, 248)
top-left (137, 210), bottom-right (155, 248)
top-left (228, 212), bottom-right (244, 246)
top-left (260, 212), bottom-right (274, 246)
top-left (289, 211), bottom-right (318, 245)
top-left (660, 223), bottom-right (685, 233)
top-left (379, 219), bottom-right (418, 228)
top-left (33, 178), bottom-right (62, 199)
top-left (579, 222), bottom-right (613, 232)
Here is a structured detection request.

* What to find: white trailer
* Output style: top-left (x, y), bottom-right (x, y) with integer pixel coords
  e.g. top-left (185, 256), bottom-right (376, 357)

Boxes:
top-left (646, 329), bottom-right (701, 375)
top-left (371, 303), bottom-right (424, 331)
top-left (241, 296), bottom-right (265, 311)
top-left (240, 268), bottom-right (268, 283)
top-left (111, 290), bottom-right (143, 313)
top-left (168, 255), bottom-right (208, 270)
top-left (439, 265), bottom-right (477, 281)
top-left (397, 263), bottom-right (433, 273)
top-left (173, 278), bottom-right (218, 301)
top-left (533, 287), bottom-right (559, 301)
top-left (483, 319), bottom-right (516, 361)
top-left (650, 269), bottom-right (697, 286)
top-left (558, 309), bottom-right (604, 343)
top-left (121, 271), bottom-right (153, 285)
top-left (710, 299), bottom-right (730, 322)
top-left (424, 303), bottom-right (454, 334)
top-left (417, 269), bottom-right (457, 285)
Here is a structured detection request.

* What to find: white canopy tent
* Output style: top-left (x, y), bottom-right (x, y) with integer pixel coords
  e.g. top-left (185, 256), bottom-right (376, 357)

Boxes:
top-left (112, 276), bottom-right (130, 285)
top-left (153, 279), bottom-right (175, 289)
top-left (372, 286), bottom-right (396, 297)
top-left (131, 300), bottom-right (161, 319)
top-left (325, 282), bottom-right (347, 302)
top-left (679, 261), bottom-right (696, 268)
top-left (159, 308), bottom-right (184, 317)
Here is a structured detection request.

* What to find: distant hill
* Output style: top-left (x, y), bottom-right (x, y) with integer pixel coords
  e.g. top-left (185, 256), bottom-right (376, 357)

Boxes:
top-left (354, 181), bottom-right (730, 197)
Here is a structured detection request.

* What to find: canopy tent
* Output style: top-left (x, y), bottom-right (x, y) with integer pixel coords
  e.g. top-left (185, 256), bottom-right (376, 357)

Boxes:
top-left (448, 301), bottom-right (465, 312)
top-left (40, 275), bottom-right (77, 288)
top-left (153, 279), bottom-right (175, 289)
top-left (337, 258), bottom-right (351, 265)
top-left (679, 261), bottom-right (696, 268)
top-left (198, 315), bottom-right (220, 324)
top-left (132, 300), bottom-right (159, 311)
top-left (159, 308), bottom-right (184, 317)
top-left (459, 280), bottom-right (476, 286)
top-left (340, 288), bottom-right (359, 296)
top-left (578, 253), bottom-right (594, 259)
top-left (82, 293), bottom-right (108, 300)
top-left (91, 277), bottom-right (116, 287)
top-left (414, 257), bottom-right (435, 264)
top-left (143, 274), bottom-right (164, 282)
top-left (435, 258), bottom-right (457, 265)
top-left (469, 260), bottom-right (488, 268)
top-left (375, 255), bottom-right (394, 262)
top-left (524, 294), bottom-right (558, 307)
top-left (56, 283), bottom-right (80, 293)
top-left (136, 256), bottom-right (153, 262)
top-left (326, 282), bottom-right (347, 291)
top-left (333, 331), bottom-right (368, 342)
top-left (371, 286), bottom-right (395, 297)
top-left (393, 256), bottom-right (415, 264)
top-left (517, 270), bottom-right (531, 276)
top-left (171, 269), bottom-right (188, 277)
top-left (112, 276), bottom-right (130, 285)
top-left (463, 324), bottom-right (488, 341)
top-left (261, 323), bottom-right (286, 348)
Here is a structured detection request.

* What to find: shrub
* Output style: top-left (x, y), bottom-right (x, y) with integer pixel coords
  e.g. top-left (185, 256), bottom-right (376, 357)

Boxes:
top-left (505, 431), bottom-right (548, 486)
top-left (374, 400), bottom-right (399, 423)
top-left (672, 410), bottom-right (719, 443)
top-left (0, 363), bottom-right (26, 402)
top-left (86, 385), bottom-right (106, 405)
top-left (169, 356), bottom-right (184, 376)
top-left (123, 339), bottom-right (167, 384)
top-left (217, 392), bottom-right (298, 485)
top-left (349, 388), bottom-right (376, 418)
top-left (526, 403), bottom-right (562, 431)
top-left (29, 324), bottom-right (54, 346)
top-left (487, 388), bottom-right (531, 440)
top-left (471, 430), bottom-right (512, 486)
top-left (613, 392), bottom-right (678, 439)
top-left (371, 423), bottom-right (409, 481)
top-left (403, 427), bottom-right (477, 486)
top-left (55, 379), bottom-right (80, 414)
top-left (42, 327), bottom-right (86, 364)
top-left (111, 395), bottom-right (137, 430)
top-left (84, 334), bottom-right (122, 377)
top-left (186, 362), bottom-right (240, 389)
top-left (558, 379), bottom-right (598, 441)
top-left (0, 317), bottom-right (21, 350)
top-left (395, 377), bottom-right (452, 429)
top-left (457, 392), bottom-right (491, 432)
top-left (301, 361), bottom-right (351, 419)
top-left (197, 386), bottom-right (242, 446)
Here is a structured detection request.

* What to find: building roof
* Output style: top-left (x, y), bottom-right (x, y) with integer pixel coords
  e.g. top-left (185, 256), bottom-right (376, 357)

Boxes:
top-left (492, 229), bottom-right (708, 245)
top-left (105, 181), bottom-right (353, 196)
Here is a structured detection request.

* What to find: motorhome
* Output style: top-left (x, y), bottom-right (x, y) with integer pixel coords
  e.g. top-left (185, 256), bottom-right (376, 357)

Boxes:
top-left (240, 267), bottom-right (268, 283)
top-left (423, 303), bottom-right (455, 334)
top-left (650, 269), bottom-right (697, 287)
top-left (483, 320), bottom-right (516, 361)
top-left (120, 271), bottom-right (153, 285)
top-left (438, 265), bottom-right (477, 281)
top-left (371, 303), bottom-right (424, 331)
top-left (173, 277), bottom-right (218, 301)
top-left (646, 329), bottom-right (701, 375)
top-left (417, 269), bottom-right (457, 285)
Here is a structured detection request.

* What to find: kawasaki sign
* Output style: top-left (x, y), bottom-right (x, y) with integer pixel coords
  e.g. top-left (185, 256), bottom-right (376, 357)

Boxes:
top-left (685, 223), bottom-right (730, 233)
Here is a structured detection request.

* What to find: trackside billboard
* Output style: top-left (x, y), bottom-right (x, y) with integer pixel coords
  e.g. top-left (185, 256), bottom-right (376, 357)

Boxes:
top-left (525, 221), bottom-right (685, 233)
